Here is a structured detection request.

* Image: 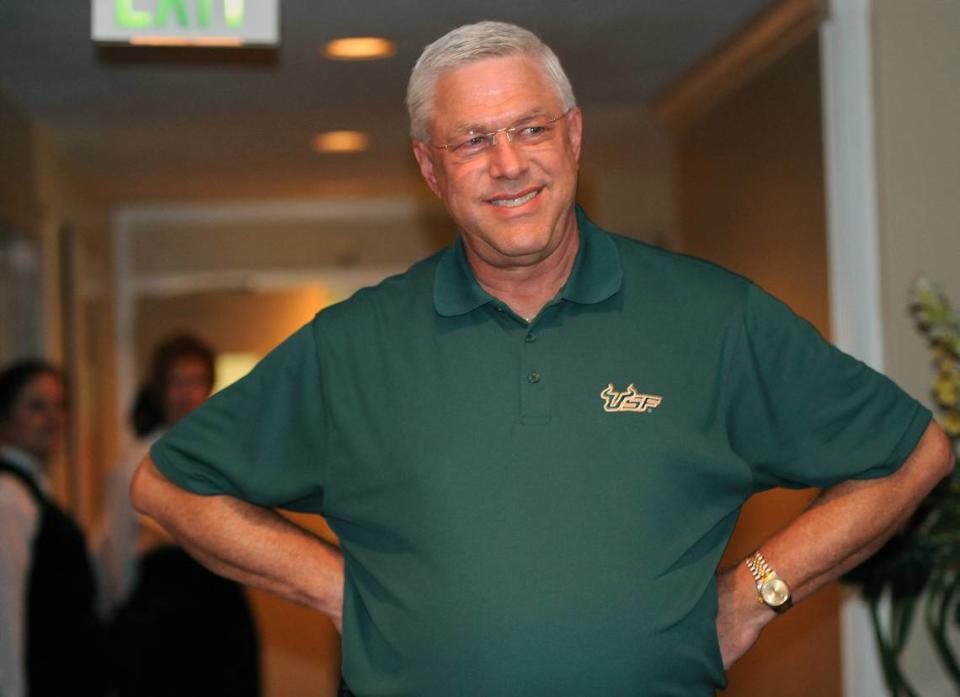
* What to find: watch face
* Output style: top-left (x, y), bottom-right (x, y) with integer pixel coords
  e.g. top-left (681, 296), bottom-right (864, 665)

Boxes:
top-left (761, 578), bottom-right (790, 607)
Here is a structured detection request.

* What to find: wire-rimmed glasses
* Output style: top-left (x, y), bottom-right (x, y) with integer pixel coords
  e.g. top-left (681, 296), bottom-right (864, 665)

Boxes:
top-left (431, 108), bottom-right (573, 162)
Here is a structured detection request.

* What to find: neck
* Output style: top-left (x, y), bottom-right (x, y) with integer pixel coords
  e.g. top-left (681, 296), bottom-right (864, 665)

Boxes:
top-left (466, 221), bottom-right (580, 323)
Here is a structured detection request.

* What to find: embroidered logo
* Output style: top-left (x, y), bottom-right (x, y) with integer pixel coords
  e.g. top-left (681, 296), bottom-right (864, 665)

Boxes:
top-left (600, 384), bottom-right (663, 413)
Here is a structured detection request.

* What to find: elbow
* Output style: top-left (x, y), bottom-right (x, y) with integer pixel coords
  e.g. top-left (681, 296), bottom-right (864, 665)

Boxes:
top-left (929, 420), bottom-right (956, 481)
top-left (129, 455), bottom-right (159, 516)
top-left (943, 439), bottom-right (957, 480)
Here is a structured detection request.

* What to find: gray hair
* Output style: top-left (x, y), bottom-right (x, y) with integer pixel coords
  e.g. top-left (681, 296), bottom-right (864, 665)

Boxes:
top-left (406, 21), bottom-right (577, 140)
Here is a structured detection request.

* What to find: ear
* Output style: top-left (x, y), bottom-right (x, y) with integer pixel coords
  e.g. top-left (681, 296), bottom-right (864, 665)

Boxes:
top-left (412, 140), bottom-right (443, 200)
top-left (566, 107), bottom-right (584, 164)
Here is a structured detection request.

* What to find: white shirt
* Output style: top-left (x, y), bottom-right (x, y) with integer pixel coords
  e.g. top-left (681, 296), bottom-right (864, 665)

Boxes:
top-left (92, 431), bottom-right (172, 618)
top-left (0, 446), bottom-right (49, 697)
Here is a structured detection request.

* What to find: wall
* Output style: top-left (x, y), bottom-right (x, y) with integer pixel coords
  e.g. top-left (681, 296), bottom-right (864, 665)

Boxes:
top-left (673, 36), bottom-right (841, 696)
top-left (0, 88), bottom-right (115, 518)
top-left (33, 127), bottom-right (117, 519)
top-left (0, 90), bottom-right (43, 363)
top-left (0, 90), bottom-right (40, 238)
top-left (872, 2), bottom-right (960, 694)
top-left (579, 104), bottom-right (676, 247)
top-left (874, 1), bottom-right (960, 402)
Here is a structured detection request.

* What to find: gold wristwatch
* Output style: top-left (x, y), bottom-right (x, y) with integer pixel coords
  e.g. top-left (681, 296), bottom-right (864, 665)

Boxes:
top-left (745, 551), bottom-right (792, 613)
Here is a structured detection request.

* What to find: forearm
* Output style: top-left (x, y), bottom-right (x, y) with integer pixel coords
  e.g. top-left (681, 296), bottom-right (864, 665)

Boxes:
top-left (766, 480), bottom-right (921, 601)
top-left (747, 422), bottom-right (951, 599)
top-left (130, 455), bottom-right (344, 625)
top-left (718, 420), bottom-right (955, 666)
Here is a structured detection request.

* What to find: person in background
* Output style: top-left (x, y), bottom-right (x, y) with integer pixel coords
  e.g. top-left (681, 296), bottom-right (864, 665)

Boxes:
top-left (95, 334), bottom-right (216, 613)
top-left (0, 359), bottom-right (106, 697)
top-left (96, 334), bottom-right (260, 697)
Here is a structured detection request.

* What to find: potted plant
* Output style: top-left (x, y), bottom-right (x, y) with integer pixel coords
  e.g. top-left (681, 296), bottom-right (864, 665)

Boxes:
top-left (844, 278), bottom-right (960, 696)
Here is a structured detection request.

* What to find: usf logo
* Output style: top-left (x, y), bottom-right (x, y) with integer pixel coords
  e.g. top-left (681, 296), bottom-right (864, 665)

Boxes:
top-left (600, 384), bottom-right (663, 413)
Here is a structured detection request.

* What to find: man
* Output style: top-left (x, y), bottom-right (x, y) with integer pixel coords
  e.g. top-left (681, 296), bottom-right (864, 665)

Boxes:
top-left (131, 21), bottom-right (954, 696)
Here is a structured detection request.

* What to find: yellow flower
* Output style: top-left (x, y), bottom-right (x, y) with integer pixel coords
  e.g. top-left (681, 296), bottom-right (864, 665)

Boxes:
top-left (943, 411), bottom-right (960, 437)
top-left (937, 351), bottom-right (958, 372)
top-left (935, 375), bottom-right (959, 407)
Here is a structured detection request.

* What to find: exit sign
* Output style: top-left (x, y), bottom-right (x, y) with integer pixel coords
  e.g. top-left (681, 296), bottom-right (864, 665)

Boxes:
top-left (92, 0), bottom-right (279, 47)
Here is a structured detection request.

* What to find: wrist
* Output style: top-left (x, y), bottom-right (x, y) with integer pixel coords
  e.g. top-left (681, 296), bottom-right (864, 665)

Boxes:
top-left (744, 550), bottom-right (793, 615)
top-left (715, 561), bottom-right (773, 659)
top-left (727, 561), bottom-right (776, 630)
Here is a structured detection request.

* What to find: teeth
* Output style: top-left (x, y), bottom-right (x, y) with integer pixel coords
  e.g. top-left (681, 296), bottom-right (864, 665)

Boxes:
top-left (491, 190), bottom-right (539, 207)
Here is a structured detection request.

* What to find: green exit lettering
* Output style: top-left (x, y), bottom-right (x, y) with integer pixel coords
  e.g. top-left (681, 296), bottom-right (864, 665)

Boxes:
top-left (115, 0), bottom-right (244, 29)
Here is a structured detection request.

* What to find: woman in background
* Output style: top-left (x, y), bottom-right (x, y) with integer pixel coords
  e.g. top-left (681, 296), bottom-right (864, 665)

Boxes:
top-left (96, 334), bottom-right (260, 697)
top-left (0, 359), bottom-right (106, 697)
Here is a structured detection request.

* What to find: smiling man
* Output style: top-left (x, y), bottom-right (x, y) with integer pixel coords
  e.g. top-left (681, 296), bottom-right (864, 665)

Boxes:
top-left (131, 21), bottom-right (954, 697)
top-left (411, 52), bottom-right (583, 320)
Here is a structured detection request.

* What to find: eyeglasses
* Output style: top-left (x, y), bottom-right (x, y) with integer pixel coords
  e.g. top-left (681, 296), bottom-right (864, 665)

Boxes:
top-left (431, 108), bottom-right (573, 161)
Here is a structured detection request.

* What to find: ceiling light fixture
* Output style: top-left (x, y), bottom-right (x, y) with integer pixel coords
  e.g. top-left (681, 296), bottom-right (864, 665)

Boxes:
top-left (313, 131), bottom-right (370, 153)
top-left (323, 37), bottom-right (396, 61)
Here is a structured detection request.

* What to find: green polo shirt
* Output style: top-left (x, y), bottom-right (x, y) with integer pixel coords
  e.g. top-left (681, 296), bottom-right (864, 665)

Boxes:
top-left (152, 207), bottom-right (930, 697)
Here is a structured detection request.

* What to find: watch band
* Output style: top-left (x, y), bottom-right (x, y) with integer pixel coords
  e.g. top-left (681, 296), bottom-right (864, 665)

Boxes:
top-left (745, 550), bottom-right (793, 613)
top-left (745, 550), bottom-right (774, 583)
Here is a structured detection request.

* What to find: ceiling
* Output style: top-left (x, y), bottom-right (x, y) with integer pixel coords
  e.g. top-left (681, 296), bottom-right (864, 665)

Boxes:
top-left (0, 1), bottom-right (778, 204)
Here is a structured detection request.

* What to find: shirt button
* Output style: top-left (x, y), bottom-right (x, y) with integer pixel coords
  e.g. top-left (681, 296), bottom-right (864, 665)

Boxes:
top-left (527, 371), bottom-right (541, 384)
top-left (525, 333), bottom-right (536, 343)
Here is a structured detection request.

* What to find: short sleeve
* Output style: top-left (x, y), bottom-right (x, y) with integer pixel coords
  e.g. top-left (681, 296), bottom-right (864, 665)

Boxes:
top-left (725, 284), bottom-right (931, 492)
top-left (151, 319), bottom-right (327, 513)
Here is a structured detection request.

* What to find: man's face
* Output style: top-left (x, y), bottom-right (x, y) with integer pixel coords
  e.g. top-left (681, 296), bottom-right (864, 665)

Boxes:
top-left (0, 372), bottom-right (66, 463)
top-left (412, 54), bottom-right (583, 270)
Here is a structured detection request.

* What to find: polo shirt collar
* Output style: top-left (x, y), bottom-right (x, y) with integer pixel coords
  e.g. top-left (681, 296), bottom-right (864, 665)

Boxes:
top-left (433, 205), bottom-right (623, 317)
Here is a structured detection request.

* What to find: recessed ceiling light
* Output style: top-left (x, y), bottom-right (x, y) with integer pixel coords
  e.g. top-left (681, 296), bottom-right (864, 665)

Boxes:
top-left (312, 131), bottom-right (370, 153)
top-left (323, 36), bottom-right (396, 61)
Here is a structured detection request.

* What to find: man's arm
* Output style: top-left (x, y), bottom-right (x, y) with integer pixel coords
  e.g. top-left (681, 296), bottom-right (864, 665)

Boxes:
top-left (130, 455), bottom-right (345, 630)
top-left (717, 419), bottom-right (955, 668)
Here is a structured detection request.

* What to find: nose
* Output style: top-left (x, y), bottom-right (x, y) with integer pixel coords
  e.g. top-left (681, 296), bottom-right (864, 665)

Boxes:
top-left (487, 133), bottom-right (527, 179)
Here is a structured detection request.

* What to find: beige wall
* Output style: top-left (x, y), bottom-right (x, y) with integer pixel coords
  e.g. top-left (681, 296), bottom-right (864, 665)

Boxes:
top-left (0, 90), bottom-right (40, 237)
top-left (0, 91), bottom-right (43, 363)
top-left (673, 36), bottom-right (842, 696)
top-left (874, 0), bottom-right (960, 404)
top-left (579, 105), bottom-right (676, 246)
top-left (676, 37), bottom-right (829, 332)
top-left (872, 1), bottom-right (960, 691)
top-left (0, 89), bottom-right (115, 518)
top-left (33, 127), bottom-right (118, 518)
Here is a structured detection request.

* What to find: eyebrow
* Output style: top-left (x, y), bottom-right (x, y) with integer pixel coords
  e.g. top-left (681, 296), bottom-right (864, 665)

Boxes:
top-left (450, 108), bottom-right (551, 136)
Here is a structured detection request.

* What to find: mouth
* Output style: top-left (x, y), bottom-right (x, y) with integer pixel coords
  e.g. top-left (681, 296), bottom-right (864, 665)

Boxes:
top-left (487, 188), bottom-right (541, 208)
